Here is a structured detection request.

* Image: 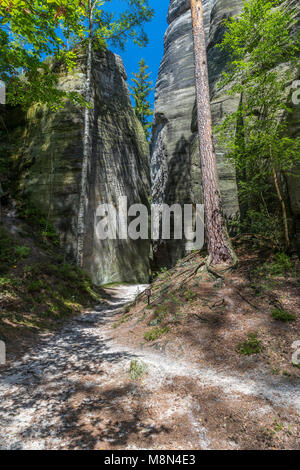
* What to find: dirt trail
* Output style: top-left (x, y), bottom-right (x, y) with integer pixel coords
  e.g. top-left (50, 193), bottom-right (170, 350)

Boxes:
top-left (0, 285), bottom-right (299, 450)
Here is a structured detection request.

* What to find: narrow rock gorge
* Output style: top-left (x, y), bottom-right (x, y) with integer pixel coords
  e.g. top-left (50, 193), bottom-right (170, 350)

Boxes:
top-left (1, 0), bottom-right (299, 285)
top-left (0, 48), bottom-right (151, 285)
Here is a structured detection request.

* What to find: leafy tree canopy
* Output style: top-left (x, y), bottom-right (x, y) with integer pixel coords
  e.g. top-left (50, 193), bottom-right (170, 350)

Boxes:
top-left (0, 0), bottom-right (154, 109)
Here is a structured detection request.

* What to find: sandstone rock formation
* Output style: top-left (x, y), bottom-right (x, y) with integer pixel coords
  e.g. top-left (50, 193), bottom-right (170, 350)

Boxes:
top-left (151, 0), bottom-right (300, 264)
top-left (151, 0), bottom-right (240, 267)
top-left (0, 48), bottom-right (151, 285)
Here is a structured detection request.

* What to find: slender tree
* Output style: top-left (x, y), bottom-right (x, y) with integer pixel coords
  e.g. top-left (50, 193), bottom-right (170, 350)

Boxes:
top-left (130, 58), bottom-right (153, 140)
top-left (76, 0), bottom-right (94, 267)
top-left (190, 0), bottom-right (235, 265)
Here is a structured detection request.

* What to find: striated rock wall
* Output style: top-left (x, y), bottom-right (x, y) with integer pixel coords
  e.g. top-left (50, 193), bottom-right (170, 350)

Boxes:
top-left (152, 0), bottom-right (300, 263)
top-left (151, 0), bottom-right (240, 267)
top-left (0, 48), bottom-right (151, 285)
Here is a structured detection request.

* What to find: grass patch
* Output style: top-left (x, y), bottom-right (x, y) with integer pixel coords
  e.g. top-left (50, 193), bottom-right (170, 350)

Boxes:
top-left (271, 308), bottom-right (296, 323)
top-left (129, 359), bottom-right (148, 380)
top-left (113, 312), bottom-right (132, 328)
top-left (237, 332), bottom-right (262, 355)
top-left (152, 303), bottom-right (168, 324)
top-left (144, 326), bottom-right (169, 342)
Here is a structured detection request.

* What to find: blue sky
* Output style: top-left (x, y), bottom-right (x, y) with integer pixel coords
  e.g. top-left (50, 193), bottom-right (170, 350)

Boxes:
top-left (109, 0), bottom-right (169, 107)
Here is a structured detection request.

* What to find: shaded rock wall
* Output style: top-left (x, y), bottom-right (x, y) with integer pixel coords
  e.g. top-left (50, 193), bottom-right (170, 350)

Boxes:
top-left (0, 49), bottom-right (150, 285)
top-left (152, 0), bottom-right (300, 263)
top-left (151, 0), bottom-right (240, 267)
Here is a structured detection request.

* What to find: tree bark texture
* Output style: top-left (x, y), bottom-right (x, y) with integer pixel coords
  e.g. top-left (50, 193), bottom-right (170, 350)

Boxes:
top-left (191, 0), bottom-right (234, 265)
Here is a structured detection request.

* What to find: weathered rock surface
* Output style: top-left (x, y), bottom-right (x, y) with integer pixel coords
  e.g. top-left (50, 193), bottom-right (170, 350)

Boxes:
top-left (152, 0), bottom-right (300, 262)
top-left (0, 48), bottom-right (150, 285)
top-left (151, 0), bottom-right (240, 266)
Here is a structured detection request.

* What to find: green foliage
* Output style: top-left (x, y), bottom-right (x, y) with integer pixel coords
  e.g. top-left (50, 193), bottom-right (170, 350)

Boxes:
top-left (237, 332), bottom-right (262, 355)
top-left (268, 253), bottom-right (294, 276)
top-left (17, 200), bottom-right (60, 246)
top-left (113, 312), bottom-right (132, 328)
top-left (0, 228), bottom-right (30, 262)
top-left (183, 289), bottom-right (197, 302)
top-left (129, 359), bottom-right (147, 380)
top-left (144, 325), bottom-right (169, 342)
top-left (217, 0), bottom-right (300, 244)
top-left (0, 223), bottom-right (103, 342)
top-left (15, 245), bottom-right (30, 258)
top-left (271, 308), bottom-right (296, 322)
top-left (27, 279), bottom-right (46, 293)
top-left (255, 252), bottom-right (295, 278)
top-left (235, 209), bottom-right (284, 249)
top-left (0, 0), bottom-right (86, 108)
top-left (0, 226), bottom-right (13, 262)
top-left (153, 303), bottom-right (168, 323)
top-left (0, 0), bottom-right (154, 109)
top-left (130, 58), bottom-right (153, 140)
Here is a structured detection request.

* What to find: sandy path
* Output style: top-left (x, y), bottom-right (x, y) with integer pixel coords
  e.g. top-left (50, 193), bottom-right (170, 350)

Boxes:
top-left (0, 285), bottom-right (299, 450)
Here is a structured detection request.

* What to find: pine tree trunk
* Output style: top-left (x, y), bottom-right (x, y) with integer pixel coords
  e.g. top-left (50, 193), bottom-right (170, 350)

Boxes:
top-left (191, 0), bottom-right (234, 265)
top-left (76, 0), bottom-right (93, 267)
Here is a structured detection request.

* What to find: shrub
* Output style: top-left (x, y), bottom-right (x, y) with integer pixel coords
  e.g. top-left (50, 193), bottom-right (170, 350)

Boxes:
top-left (237, 332), bottom-right (262, 355)
top-left (18, 200), bottom-right (60, 246)
top-left (271, 308), bottom-right (296, 322)
top-left (15, 245), bottom-right (31, 258)
top-left (27, 280), bottom-right (45, 292)
top-left (184, 290), bottom-right (197, 302)
top-left (268, 253), bottom-right (293, 276)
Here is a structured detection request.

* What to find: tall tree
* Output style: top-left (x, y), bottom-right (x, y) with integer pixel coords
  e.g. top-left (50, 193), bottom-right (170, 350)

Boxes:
top-left (76, 0), bottom-right (94, 267)
top-left (130, 58), bottom-right (153, 140)
top-left (190, 0), bottom-right (235, 265)
top-left (74, 0), bottom-right (154, 266)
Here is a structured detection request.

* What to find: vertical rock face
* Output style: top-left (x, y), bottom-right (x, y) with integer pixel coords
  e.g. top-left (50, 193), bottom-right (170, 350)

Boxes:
top-left (152, 0), bottom-right (300, 261)
top-left (0, 49), bottom-right (150, 285)
top-left (191, 0), bottom-right (243, 218)
top-left (151, 0), bottom-right (240, 266)
top-left (285, 0), bottom-right (300, 253)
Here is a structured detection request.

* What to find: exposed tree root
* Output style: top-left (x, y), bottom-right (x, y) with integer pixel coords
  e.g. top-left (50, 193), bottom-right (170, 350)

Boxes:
top-left (236, 291), bottom-right (259, 310)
